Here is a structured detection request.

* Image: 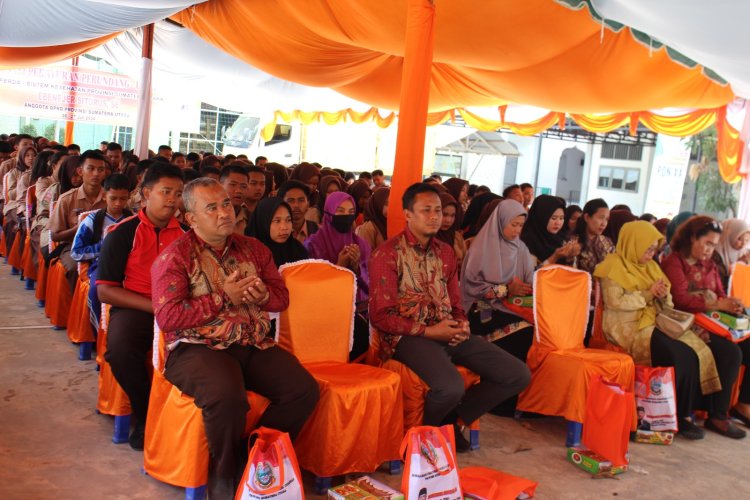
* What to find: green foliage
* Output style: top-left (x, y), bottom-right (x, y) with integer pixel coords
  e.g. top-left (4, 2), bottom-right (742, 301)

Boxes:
top-left (19, 123), bottom-right (38, 137)
top-left (683, 125), bottom-right (737, 218)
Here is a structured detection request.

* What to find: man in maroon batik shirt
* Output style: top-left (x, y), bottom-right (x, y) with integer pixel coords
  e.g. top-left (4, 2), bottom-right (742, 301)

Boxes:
top-left (151, 178), bottom-right (318, 499)
top-left (369, 182), bottom-right (530, 452)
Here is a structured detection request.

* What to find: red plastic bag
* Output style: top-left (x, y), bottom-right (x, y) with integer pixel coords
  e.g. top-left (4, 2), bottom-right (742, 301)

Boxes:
top-left (235, 427), bottom-right (305, 500)
top-left (582, 376), bottom-right (633, 467)
top-left (459, 466), bottom-right (537, 499)
top-left (400, 425), bottom-right (461, 500)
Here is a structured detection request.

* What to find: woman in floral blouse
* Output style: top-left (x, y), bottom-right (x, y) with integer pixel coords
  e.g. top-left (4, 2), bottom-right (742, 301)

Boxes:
top-left (661, 215), bottom-right (747, 438)
top-left (573, 198), bottom-right (614, 274)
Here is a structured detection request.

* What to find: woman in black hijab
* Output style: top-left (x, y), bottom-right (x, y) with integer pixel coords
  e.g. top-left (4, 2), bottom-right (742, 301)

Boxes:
top-left (246, 197), bottom-right (308, 267)
top-left (520, 194), bottom-right (580, 267)
top-left (462, 192), bottom-right (501, 238)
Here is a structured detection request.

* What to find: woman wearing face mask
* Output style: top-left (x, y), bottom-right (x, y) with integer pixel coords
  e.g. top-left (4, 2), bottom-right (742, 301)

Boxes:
top-left (436, 192), bottom-right (467, 268)
top-left (356, 186), bottom-right (389, 251)
top-left (246, 197), bottom-right (308, 267)
top-left (595, 221), bottom-right (721, 440)
top-left (712, 218), bottom-right (750, 290)
top-left (573, 199), bottom-right (614, 274)
top-left (305, 191), bottom-right (372, 359)
top-left (660, 216), bottom-right (747, 437)
top-left (461, 200), bottom-right (535, 361)
top-left (521, 194), bottom-right (580, 268)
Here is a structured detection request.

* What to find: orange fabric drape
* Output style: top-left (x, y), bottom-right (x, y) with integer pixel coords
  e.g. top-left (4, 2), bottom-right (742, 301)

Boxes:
top-left (173, 0), bottom-right (733, 114)
top-left (388, 0), bottom-right (436, 238)
top-left (0, 34), bottom-right (118, 70)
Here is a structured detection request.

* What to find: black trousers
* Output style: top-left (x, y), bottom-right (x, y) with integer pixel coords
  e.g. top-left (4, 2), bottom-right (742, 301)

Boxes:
top-left (393, 335), bottom-right (531, 427)
top-left (649, 329), bottom-right (701, 421)
top-left (738, 339), bottom-right (750, 405)
top-left (651, 329), bottom-right (743, 419)
top-left (104, 308), bottom-right (154, 427)
top-left (704, 333), bottom-right (742, 418)
top-left (165, 343), bottom-right (319, 500)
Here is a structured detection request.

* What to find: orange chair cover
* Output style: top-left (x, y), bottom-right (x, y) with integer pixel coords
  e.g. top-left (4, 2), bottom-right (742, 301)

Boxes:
top-left (44, 259), bottom-right (71, 327)
top-left (67, 276), bottom-right (94, 343)
top-left (0, 230), bottom-right (6, 257)
top-left (35, 251), bottom-right (48, 302)
top-left (7, 230), bottom-right (23, 269)
top-left (459, 466), bottom-right (538, 500)
top-left (96, 304), bottom-right (131, 416)
top-left (277, 260), bottom-right (404, 477)
top-left (20, 232), bottom-right (36, 280)
top-left (517, 266), bottom-right (635, 424)
top-left (144, 326), bottom-right (270, 488)
top-left (368, 334), bottom-right (480, 431)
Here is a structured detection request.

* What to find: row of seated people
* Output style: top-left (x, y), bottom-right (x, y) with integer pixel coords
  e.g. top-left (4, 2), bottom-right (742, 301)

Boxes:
top-left (2, 135), bottom-right (748, 495)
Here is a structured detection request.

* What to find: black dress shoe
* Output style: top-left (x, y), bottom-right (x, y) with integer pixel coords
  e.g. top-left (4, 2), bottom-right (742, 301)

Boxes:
top-left (705, 418), bottom-right (747, 439)
top-left (453, 424), bottom-right (471, 453)
top-left (730, 408), bottom-right (750, 427)
top-left (678, 419), bottom-right (706, 440)
top-left (129, 423), bottom-right (145, 451)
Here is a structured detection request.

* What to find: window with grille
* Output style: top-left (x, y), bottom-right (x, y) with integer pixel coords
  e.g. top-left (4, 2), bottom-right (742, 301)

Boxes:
top-left (601, 143), bottom-right (643, 161)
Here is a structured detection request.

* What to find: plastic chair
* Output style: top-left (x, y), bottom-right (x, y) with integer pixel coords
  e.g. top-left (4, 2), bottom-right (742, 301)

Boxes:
top-left (276, 260), bottom-right (404, 493)
top-left (20, 184), bottom-right (37, 288)
top-left (44, 258), bottom-right (72, 329)
top-left (143, 324), bottom-right (270, 499)
top-left (516, 265), bottom-right (635, 446)
top-left (7, 224), bottom-right (23, 274)
top-left (34, 248), bottom-right (48, 307)
top-left (96, 304), bottom-right (132, 444)
top-left (366, 333), bottom-right (481, 450)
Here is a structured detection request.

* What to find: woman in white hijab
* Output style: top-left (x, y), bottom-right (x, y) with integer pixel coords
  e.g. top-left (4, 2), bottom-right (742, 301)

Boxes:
top-left (713, 218), bottom-right (750, 290)
top-left (461, 199), bottom-right (535, 362)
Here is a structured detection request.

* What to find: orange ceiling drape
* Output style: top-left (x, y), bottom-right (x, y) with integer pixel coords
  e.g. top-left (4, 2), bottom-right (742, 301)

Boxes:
top-left (0, 33), bottom-right (119, 70)
top-left (173, 0), bottom-right (734, 114)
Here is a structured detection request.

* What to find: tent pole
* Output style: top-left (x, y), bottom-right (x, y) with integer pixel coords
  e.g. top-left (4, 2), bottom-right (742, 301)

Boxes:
top-left (387, 0), bottom-right (436, 237)
top-left (63, 56), bottom-right (79, 146)
top-left (133, 23), bottom-right (155, 159)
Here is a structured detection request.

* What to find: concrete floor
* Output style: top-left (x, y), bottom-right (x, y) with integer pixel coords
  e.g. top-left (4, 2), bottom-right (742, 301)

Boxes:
top-left (1, 263), bottom-right (750, 499)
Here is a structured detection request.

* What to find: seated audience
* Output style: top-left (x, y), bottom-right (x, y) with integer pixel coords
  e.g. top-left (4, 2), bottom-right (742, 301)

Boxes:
top-left (199, 165), bottom-right (221, 181)
top-left (277, 181), bottom-right (318, 244)
top-left (306, 175), bottom-right (344, 224)
top-left (71, 174), bottom-right (132, 330)
top-left (246, 197), bottom-right (308, 267)
top-left (436, 192), bottom-right (467, 268)
top-left (520, 183), bottom-right (534, 211)
top-left (358, 171), bottom-right (374, 187)
top-left (105, 142), bottom-right (123, 172)
top-left (442, 177), bottom-right (469, 212)
top-left (370, 183), bottom-right (530, 450)
top-left (356, 186), bottom-right (389, 251)
top-left (603, 208), bottom-right (637, 245)
top-left (48, 150), bottom-right (107, 292)
top-left (97, 164), bottom-right (186, 450)
top-left (157, 145), bottom-right (173, 161)
top-left (502, 184), bottom-right (524, 205)
top-left (347, 180), bottom-right (373, 227)
top-left (220, 164), bottom-right (250, 235)
top-left (639, 213), bottom-right (657, 224)
top-left (461, 192), bottom-right (501, 239)
top-left (305, 191), bottom-right (371, 359)
top-left (2, 144), bottom-right (36, 255)
top-left (290, 162), bottom-right (321, 199)
top-left (712, 218), bottom-right (750, 290)
top-left (152, 179), bottom-right (318, 498)
top-left (245, 165), bottom-right (267, 216)
top-left (663, 211), bottom-right (695, 257)
top-left (170, 152), bottom-right (187, 169)
top-left (564, 204), bottom-right (582, 238)
top-left (372, 169), bottom-right (387, 188)
top-left (573, 198), bottom-right (613, 274)
top-left (462, 199), bottom-right (535, 363)
top-left (521, 194), bottom-right (580, 268)
top-left (660, 216), bottom-right (747, 437)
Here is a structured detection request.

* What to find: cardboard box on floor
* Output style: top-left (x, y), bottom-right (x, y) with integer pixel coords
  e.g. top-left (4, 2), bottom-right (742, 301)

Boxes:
top-left (567, 447), bottom-right (627, 475)
top-left (328, 475), bottom-right (404, 500)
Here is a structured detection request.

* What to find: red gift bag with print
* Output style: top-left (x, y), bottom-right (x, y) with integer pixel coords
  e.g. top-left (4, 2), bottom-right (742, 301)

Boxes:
top-left (235, 427), bottom-right (304, 500)
top-left (400, 425), bottom-right (462, 500)
top-left (582, 376), bottom-right (633, 467)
